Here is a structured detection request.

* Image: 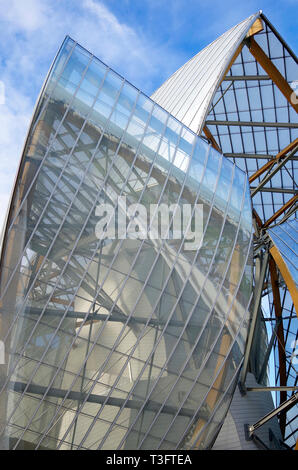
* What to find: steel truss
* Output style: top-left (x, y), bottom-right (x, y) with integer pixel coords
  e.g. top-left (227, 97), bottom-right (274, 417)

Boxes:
top-left (204, 14), bottom-right (298, 449)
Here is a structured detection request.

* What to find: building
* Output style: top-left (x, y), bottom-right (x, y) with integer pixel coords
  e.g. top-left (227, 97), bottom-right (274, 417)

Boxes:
top-left (0, 11), bottom-right (297, 450)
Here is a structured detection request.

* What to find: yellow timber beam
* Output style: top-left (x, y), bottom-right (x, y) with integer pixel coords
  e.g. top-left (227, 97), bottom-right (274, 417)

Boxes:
top-left (263, 195), bottom-right (298, 228)
top-left (270, 245), bottom-right (298, 317)
top-left (249, 139), bottom-right (298, 184)
top-left (247, 38), bottom-right (298, 113)
top-left (202, 125), bottom-right (222, 153)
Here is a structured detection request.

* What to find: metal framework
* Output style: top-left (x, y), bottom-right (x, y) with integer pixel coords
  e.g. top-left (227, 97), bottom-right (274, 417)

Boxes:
top-left (246, 392), bottom-right (298, 439)
top-left (204, 14), bottom-right (298, 448)
top-left (0, 11), bottom-right (296, 451)
top-left (153, 12), bottom-right (298, 449)
top-left (0, 36), bottom-right (255, 450)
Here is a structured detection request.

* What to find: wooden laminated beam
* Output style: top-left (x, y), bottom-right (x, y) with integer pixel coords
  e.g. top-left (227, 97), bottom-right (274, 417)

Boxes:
top-left (249, 139), bottom-right (298, 184)
top-left (270, 245), bottom-right (298, 317)
top-left (252, 208), bottom-right (263, 228)
top-left (202, 125), bottom-right (221, 152)
top-left (247, 38), bottom-right (298, 113)
top-left (263, 195), bottom-right (298, 228)
top-left (247, 18), bottom-right (264, 38)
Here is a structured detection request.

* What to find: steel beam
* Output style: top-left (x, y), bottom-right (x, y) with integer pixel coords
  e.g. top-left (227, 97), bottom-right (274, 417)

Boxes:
top-left (14, 306), bottom-right (202, 329)
top-left (257, 318), bottom-right (281, 384)
top-left (263, 195), bottom-right (298, 228)
top-left (239, 250), bottom-right (269, 393)
top-left (10, 381), bottom-right (209, 420)
top-left (277, 204), bottom-right (298, 225)
top-left (205, 120), bottom-right (298, 129)
top-left (251, 146), bottom-right (298, 197)
top-left (250, 187), bottom-right (297, 194)
top-left (225, 152), bottom-right (298, 161)
top-left (245, 392), bottom-right (298, 439)
top-left (260, 13), bottom-right (298, 61)
top-left (223, 75), bottom-right (270, 81)
top-left (247, 386), bottom-right (298, 392)
top-left (249, 140), bottom-right (298, 184)
top-left (268, 256), bottom-right (287, 437)
top-left (225, 153), bottom-right (274, 159)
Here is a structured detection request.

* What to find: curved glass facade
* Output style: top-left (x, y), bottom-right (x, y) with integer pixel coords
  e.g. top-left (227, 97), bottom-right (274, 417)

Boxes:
top-left (0, 37), bottom-right (253, 450)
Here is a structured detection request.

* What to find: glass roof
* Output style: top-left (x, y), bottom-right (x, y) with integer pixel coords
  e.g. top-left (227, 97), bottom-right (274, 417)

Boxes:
top-left (152, 11), bottom-right (298, 449)
top-left (207, 16), bottom-right (298, 224)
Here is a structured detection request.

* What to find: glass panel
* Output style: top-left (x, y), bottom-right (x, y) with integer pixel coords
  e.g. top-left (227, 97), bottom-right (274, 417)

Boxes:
top-left (0, 36), bottom-right (253, 451)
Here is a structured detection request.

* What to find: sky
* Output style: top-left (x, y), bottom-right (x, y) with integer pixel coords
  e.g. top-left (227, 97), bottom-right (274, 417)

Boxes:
top-left (0, 0), bottom-right (297, 233)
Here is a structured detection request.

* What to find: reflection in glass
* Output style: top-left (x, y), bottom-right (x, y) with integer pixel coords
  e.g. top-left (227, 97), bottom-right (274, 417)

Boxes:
top-left (0, 38), bottom-right (253, 450)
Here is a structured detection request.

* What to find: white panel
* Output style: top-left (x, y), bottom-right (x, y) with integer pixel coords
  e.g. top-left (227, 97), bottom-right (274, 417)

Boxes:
top-left (151, 13), bottom-right (260, 134)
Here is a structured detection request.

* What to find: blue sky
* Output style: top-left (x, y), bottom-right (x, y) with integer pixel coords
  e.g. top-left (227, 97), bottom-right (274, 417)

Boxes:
top-left (0, 0), bottom-right (297, 231)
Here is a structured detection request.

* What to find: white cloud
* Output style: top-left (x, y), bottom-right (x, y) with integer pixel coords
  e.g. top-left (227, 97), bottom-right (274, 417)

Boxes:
top-left (71, 0), bottom-right (182, 90)
top-left (0, 85), bottom-right (32, 233)
top-left (0, 0), bottom-right (48, 32)
top-left (83, 0), bottom-right (132, 35)
top-left (81, 0), bottom-right (147, 63)
top-left (0, 0), bottom-right (184, 234)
